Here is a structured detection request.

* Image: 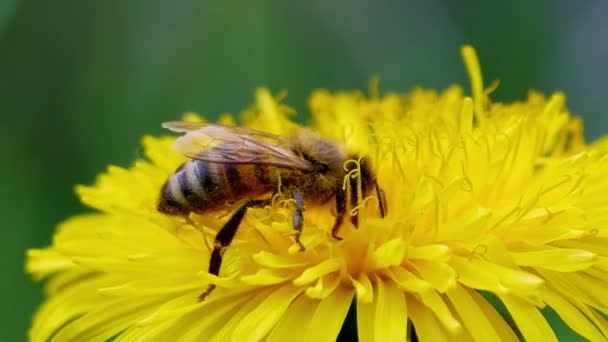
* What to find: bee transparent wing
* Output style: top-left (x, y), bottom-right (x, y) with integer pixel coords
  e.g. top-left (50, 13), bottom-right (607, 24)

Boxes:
top-left (163, 121), bottom-right (250, 156)
top-left (162, 121), bottom-right (207, 132)
top-left (162, 121), bottom-right (314, 171)
top-left (163, 121), bottom-right (285, 140)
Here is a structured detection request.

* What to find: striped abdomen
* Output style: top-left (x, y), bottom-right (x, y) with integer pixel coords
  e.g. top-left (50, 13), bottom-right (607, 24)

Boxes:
top-left (157, 160), bottom-right (271, 215)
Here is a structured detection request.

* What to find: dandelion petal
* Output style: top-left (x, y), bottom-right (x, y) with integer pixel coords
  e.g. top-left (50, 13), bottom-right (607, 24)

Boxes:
top-left (409, 297), bottom-right (455, 342)
top-left (357, 277), bottom-right (407, 342)
top-left (511, 248), bottom-right (596, 272)
top-left (292, 258), bottom-right (341, 286)
top-left (52, 297), bottom-right (168, 342)
top-left (419, 289), bottom-right (462, 333)
top-left (267, 294), bottom-right (319, 342)
top-left (303, 287), bottom-right (353, 341)
top-left (540, 286), bottom-right (606, 341)
top-left (446, 285), bottom-right (513, 342)
top-left (369, 238), bottom-right (407, 269)
top-left (232, 284), bottom-right (303, 341)
top-left (501, 294), bottom-right (558, 342)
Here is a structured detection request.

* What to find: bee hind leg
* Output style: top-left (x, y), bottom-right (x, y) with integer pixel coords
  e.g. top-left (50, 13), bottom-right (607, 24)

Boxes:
top-left (291, 191), bottom-right (306, 251)
top-left (198, 198), bottom-right (270, 302)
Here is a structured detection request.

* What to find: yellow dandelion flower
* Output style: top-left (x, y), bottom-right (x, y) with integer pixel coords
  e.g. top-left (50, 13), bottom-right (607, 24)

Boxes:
top-left (26, 46), bottom-right (608, 341)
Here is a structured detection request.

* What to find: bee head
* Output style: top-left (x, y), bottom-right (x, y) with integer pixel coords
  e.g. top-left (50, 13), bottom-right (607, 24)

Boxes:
top-left (312, 162), bottom-right (330, 174)
top-left (294, 135), bottom-right (345, 177)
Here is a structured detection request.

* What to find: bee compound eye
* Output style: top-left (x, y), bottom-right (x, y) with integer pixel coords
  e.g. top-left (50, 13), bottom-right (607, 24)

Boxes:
top-left (316, 163), bottom-right (330, 174)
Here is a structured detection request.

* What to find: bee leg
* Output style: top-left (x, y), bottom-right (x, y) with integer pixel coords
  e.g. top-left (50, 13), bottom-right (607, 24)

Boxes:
top-left (291, 191), bottom-right (306, 251)
top-left (375, 180), bottom-right (387, 218)
top-left (198, 199), bottom-right (270, 302)
top-left (331, 185), bottom-right (346, 240)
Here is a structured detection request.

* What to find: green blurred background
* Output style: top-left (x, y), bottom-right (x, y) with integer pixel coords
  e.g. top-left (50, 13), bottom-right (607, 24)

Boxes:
top-left (1, 1), bottom-right (606, 340)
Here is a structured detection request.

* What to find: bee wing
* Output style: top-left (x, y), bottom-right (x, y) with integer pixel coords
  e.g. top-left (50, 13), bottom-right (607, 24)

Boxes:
top-left (162, 121), bottom-right (314, 171)
top-left (163, 121), bottom-right (284, 139)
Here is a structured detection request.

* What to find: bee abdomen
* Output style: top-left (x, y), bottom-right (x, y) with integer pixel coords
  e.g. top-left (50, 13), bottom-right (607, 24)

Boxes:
top-left (196, 160), bottom-right (229, 201)
top-left (224, 163), bottom-right (247, 195)
top-left (158, 160), bottom-right (223, 214)
top-left (179, 162), bottom-right (209, 207)
top-left (157, 174), bottom-right (191, 215)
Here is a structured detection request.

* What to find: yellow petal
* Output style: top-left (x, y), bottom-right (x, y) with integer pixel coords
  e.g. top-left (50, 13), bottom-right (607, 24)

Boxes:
top-left (292, 258), bottom-right (342, 286)
top-left (511, 248), bottom-right (596, 272)
top-left (418, 290), bottom-right (462, 333)
top-left (252, 251), bottom-right (311, 268)
top-left (351, 273), bottom-right (374, 303)
top-left (459, 97), bottom-right (474, 134)
top-left (509, 220), bottom-right (588, 246)
top-left (30, 275), bottom-right (115, 342)
top-left (242, 88), bottom-right (296, 135)
top-left (500, 294), bottom-right (558, 342)
top-left (118, 292), bottom-right (250, 341)
top-left (466, 290), bottom-right (520, 341)
top-left (556, 237), bottom-right (608, 259)
top-left (409, 259), bottom-right (457, 292)
top-left (303, 287), bottom-right (354, 341)
top-left (240, 268), bottom-right (295, 285)
top-left (306, 273), bottom-right (341, 299)
top-left (369, 238), bottom-right (407, 269)
top-left (181, 289), bottom-right (274, 341)
top-left (408, 244), bottom-right (450, 261)
top-left (451, 256), bottom-right (543, 295)
top-left (197, 272), bottom-right (242, 290)
top-left (409, 297), bottom-right (458, 342)
top-left (135, 291), bottom-right (206, 326)
top-left (585, 256), bottom-right (608, 282)
top-left (567, 272), bottom-right (608, 311)
top-left (231, 284), bottom-right (304, 341)
top-left (357, 277), bottom-right (407, 342)
top-left (141, 135), bottom-right (184, 172)
top-left (266, 294), bottom-right (319, 342)
top-left (98, 278), bottom-right (202, 297)
top-left (446, 285), bottom-right (511, 342)
top-left (536, 269), bottom-right (608, 333)
top-left (52, 296), bottom-right (168, 342)
top-left (540, 286), bottom-right (606, 341)
top-left (25, 248), bottom-right (75, 281)
top-left (44, 268), bottom-right (95, 296)
top-left (383, 266), bottom-right (432, 293)
top-left (117, 319), bottom-right (177, 342)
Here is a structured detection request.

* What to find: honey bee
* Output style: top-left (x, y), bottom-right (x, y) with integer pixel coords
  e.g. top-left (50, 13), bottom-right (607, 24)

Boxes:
top-left (158, 121), bottom-right (386, 300)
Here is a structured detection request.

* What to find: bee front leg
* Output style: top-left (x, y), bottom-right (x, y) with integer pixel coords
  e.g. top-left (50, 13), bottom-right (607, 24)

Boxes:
top-left (199, 198), bottom-right (270, 302)
top-left (290, 191), bottom-right (306, 251)
top-left (331, 185), bottom-right (346, 240)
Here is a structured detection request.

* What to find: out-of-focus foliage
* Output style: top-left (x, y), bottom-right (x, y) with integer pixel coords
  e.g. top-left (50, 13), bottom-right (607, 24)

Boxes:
top-left (0, 1), bottom-right (605, 340)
